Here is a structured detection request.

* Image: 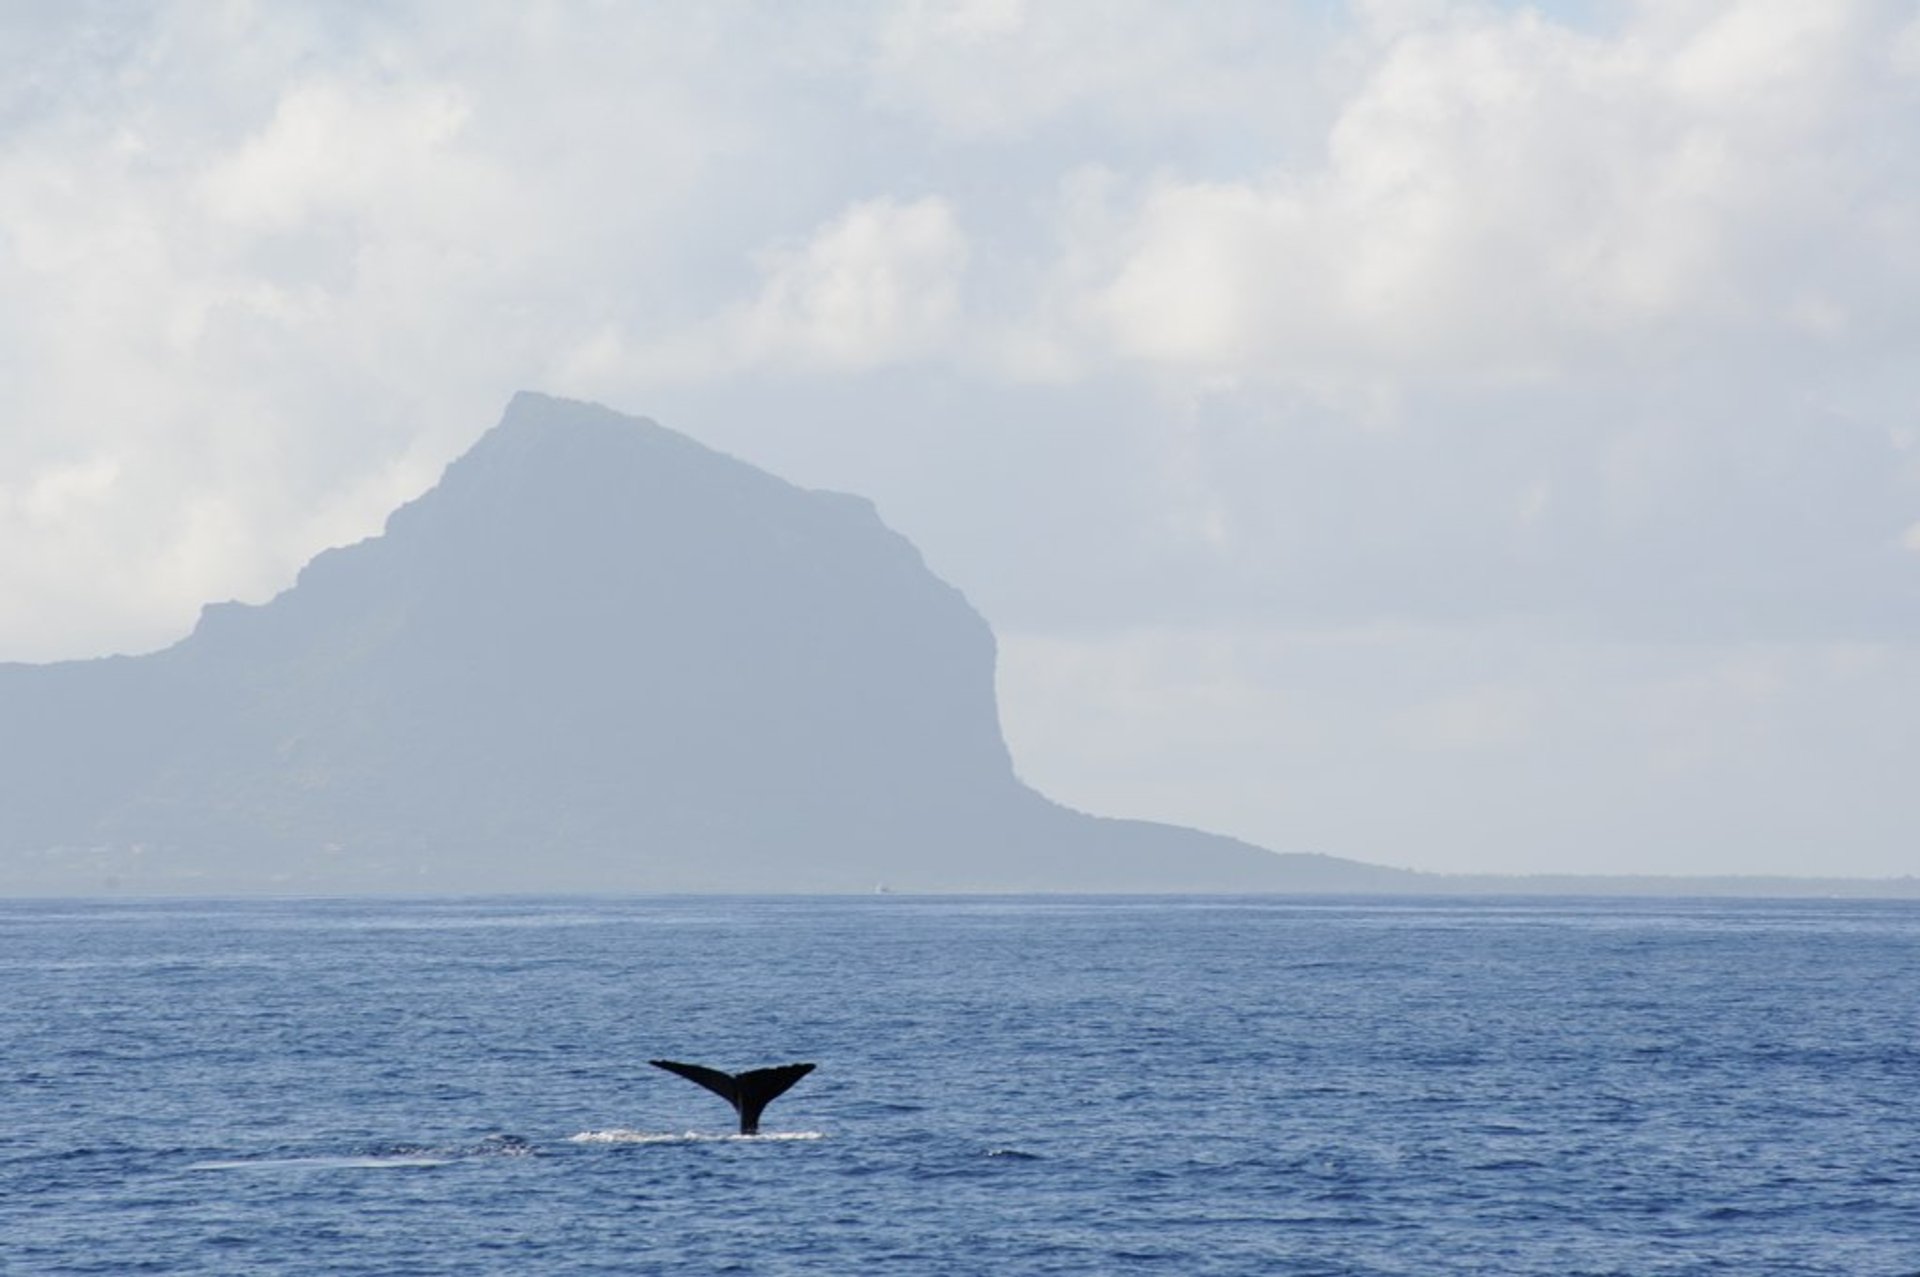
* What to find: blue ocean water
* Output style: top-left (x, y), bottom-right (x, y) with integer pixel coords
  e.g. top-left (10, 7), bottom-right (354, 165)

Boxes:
top-left (3, 895), bottom-right (1917, 1275)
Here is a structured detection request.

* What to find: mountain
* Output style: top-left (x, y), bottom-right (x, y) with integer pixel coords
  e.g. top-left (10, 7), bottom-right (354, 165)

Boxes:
top-left (0, 393), bottom-right (1410, 895)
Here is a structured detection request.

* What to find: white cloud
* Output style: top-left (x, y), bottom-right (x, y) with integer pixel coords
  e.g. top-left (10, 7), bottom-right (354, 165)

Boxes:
top-left (1661, 0), bottom-right (1858, 108)
top-left (868, 0), bottom-right (1319, 140)
top-left (732, 196), bottom-right (969, 370)
top-left (198, 79), bottom-right (471, 230)
top-left (1045, 2), bottom-right (1919, 383)
top-left (582, 196), bottom-right (971, 389)
top-left (16, 456), bottom-right (123, 527)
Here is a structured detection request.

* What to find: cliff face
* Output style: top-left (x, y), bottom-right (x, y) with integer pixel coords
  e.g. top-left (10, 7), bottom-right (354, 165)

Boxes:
top-left (0, 394), bottom-right (1404, 893)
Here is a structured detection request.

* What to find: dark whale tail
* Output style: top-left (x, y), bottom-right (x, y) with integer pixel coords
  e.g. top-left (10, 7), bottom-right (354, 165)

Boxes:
top-left (649, 1060), bottom-right (816, 1135)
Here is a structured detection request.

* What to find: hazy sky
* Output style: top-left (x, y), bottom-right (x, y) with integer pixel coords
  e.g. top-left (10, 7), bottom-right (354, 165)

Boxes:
top-left (5, 1), bottom-right (1917, 877)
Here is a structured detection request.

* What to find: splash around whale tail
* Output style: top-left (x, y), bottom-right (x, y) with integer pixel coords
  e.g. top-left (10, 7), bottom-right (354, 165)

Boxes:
top-left (649, 1060), bottom-right (816, 1135)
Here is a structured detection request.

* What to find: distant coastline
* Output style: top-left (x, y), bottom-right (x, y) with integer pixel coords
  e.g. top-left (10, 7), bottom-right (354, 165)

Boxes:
top-left (1350, 872), bottom-right (1920, 900)
top-left (5, 869), bottom-right (1916, 901)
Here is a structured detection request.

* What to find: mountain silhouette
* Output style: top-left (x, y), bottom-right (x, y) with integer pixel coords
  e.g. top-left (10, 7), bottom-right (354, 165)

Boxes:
top-left (0, 393), bottom-right (1410, 894)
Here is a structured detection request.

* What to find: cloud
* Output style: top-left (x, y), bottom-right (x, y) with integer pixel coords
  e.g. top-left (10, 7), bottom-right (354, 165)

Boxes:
top-left (1053, 3), bottom-right (1920, 382)
top-left (0, 49), bottom-right (521, 655)
top-left (867, 0), bottom-right (1320, 141)
top-left (736, 195), bottom-right (968, 367)
top-left (702, 195), bottom-right (971, 374)
top-left (198, 79), bottom-right (472, 231)
top-left (562, 194), bottom-right (970, 397)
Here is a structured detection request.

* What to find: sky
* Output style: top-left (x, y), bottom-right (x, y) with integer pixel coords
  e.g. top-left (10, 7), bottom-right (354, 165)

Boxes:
top-left (3, 0), bottom-right (1917, 878)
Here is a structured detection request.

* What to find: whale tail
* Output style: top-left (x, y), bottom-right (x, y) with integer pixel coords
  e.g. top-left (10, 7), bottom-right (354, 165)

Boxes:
top-left (649, 1059), bottom-right (816, 1135)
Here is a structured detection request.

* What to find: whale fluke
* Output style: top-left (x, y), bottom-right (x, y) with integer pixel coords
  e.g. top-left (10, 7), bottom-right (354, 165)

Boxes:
top-left (649, 1059), bottom-right (816, 1135)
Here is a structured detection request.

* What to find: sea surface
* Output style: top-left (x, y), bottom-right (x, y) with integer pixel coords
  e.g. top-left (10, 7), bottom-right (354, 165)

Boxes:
top-left (3, 894), bottom-right (1917, 1275)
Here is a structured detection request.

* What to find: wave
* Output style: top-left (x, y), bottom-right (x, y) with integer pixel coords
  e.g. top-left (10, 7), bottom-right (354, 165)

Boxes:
top-left (567, 1129), bottom-right (824, 1144)
top-left (186, 1134), bottom-right (536, 1171)
top-left (187, 1154), bottom-right (452, 1171)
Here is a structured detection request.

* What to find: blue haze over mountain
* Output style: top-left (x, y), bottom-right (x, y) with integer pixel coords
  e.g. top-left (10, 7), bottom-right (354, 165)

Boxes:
top-left (0, 394), bottom-right (1400, 894)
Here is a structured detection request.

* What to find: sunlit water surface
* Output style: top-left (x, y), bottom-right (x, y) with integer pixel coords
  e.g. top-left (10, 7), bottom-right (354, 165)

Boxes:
top-left (4, 895), bottom-right (1917, 1274)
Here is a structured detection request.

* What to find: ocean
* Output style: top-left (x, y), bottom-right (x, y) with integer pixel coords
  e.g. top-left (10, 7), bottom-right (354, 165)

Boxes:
top-left (4, 895), bottom-right (1916, 1274)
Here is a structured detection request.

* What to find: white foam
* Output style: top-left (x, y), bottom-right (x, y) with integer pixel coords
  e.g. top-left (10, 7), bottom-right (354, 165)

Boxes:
top-left (567, 1129), bottom-right (823, 1144)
